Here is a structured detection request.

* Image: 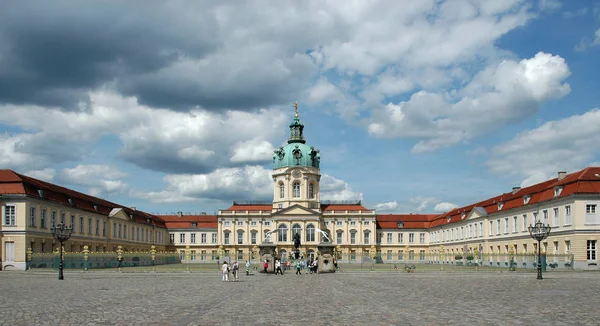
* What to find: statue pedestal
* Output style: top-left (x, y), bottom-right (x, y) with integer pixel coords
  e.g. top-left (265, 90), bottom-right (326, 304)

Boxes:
top-left (317, 242), bottom-right (336, 273)
top-left (259, 242), bottom-right (277, 274)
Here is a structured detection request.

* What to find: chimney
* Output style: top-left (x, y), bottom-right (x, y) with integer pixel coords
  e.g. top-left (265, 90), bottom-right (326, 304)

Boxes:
top-left (558, 171), bottom-right (567, 181)
top-left (177, 211), bottom-right (183, 217)
top-left (512, 187), bottom-right (521, 194)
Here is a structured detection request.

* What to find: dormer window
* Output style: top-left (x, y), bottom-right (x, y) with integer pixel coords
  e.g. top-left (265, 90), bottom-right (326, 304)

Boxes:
top-left (397, 222), bottom-right (404, 228)
top-left (554, 186), bottom-right (563, 197)
top-left (93, 204), bottom-right (98, 211)
top-left (68, 198), bottom-right (73, 205)
top-left (146, 218), bottom-right (151, 224)
top-left (37, 189), bottom-right (44, 198)
top-left (191, 222), bottom-right (197, 228)
top-left (129, 214), bottom-right (133, 220)
top-left (523, 195), bottom-right (531, 205)
top-left (447, 216), bottom-right (451, 223)
top-left (461, 212), bottom-right (466, 219)
top-left (498, 202), bottom-right (504, 211)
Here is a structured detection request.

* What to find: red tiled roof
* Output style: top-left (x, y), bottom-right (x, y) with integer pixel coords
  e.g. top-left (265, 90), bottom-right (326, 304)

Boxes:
top-left (0, 169), bottom-right (166, 228)
top-left (375, 214), bottom-right (437, 229)
top-left (430, 167), bottom-right (600, 228)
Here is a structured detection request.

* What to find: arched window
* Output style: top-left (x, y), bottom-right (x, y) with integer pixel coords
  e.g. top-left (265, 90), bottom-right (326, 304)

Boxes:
top-left (278, 224), bottom-right (288, 242)
top-left (237, 230), bottom-right (244, 245)
top-left (292, 223), bottom-right (302, 236)
top-left (309, 183), bottom-right (315, 199)
top-left (306, 224), bottom-right (315, 242)
top-left (279, 183), bottom-right (284, 199)
top-left (293, 182), bottom-right (300, 198)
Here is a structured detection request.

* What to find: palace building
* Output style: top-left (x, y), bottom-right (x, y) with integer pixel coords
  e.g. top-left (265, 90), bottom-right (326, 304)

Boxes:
top-left (1, 105), bottom-right (600, 270)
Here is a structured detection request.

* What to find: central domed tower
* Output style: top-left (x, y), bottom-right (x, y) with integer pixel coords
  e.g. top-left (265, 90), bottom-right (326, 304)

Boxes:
top-left (272, 102), bottom-right (321, 211)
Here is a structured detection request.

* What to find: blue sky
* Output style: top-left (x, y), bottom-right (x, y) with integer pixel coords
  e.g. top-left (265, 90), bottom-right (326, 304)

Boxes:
top-left (0, 0), bottom-right (599, 215)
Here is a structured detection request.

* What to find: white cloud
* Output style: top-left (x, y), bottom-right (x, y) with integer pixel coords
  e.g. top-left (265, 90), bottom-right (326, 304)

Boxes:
top-left (24, 168), bottom-right (55, 182)
top-left (434, 202), bottom-right (458, 213)
top-left (60, 164), bottom-right (128, 197)
top-left (368, 52), bottom-right (571, 152)
top-left (486, 108), bottom-right (600, 184)
top-left (409, 196), bottom-right (437, 212)
top-left (230, 140), bottom-right (275, 163)
top-left (373, 201), bottom-right (399, 212)
top-left (0, 91), bottom-right (288, 174)
top-left (595, 28), bottom-right (600, 45)
top-left (320, 174), bottom-right (363, 201)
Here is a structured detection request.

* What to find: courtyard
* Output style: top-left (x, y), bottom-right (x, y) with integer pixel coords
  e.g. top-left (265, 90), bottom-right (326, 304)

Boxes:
top-left (0, 270), bottom-right (599, 325)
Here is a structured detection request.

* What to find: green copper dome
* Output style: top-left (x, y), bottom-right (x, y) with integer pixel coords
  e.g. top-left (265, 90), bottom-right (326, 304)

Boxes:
top-left (273, 103), bottom-right (320, 169)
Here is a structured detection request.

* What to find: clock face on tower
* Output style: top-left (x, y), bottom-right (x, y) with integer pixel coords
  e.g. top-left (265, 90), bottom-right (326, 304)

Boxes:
top-left (292, 170), bottom-right (301, 178)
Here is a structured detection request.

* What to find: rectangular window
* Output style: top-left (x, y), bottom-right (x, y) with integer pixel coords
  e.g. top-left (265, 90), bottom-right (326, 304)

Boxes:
top-left (350, 232), bottom-right (356, 244)
top-left (543, 210), bottom-right (549, 224)
top-left (124, 225), bottom-right (127, 239)
top-left (587, 240), bottom-right (597, 261)
top-left (350, 221), bottom-right (356, 226)
top-left (364, 221), bottom-right (370, 225)
top-left (40, 209), bottom-right (46, 228)
top-left (78, 216), bottom-right (83, 233)
top-left (533, 212), bottom-right (539, 222)
top-left (3, 205), bottom-right (16, 226)
top-left (398, 233), bottom-right (404, 244)
top-left (118, 224), bottom-right (122, 238)
top-left (102, 221), bottom-right (106, 236)
top-left (113, 222), bottom-right (117, 237)
top-left (224, 232), bottom-right (230, 245)
top-left (419, 233), bottom-right (425, 244)
top-left (51, 211), bottom-right (56, 227)
top-left (180, 233), bottom-right (186, 243)
top-left (522, 214), bottom-right (527, 231)
top-left (237, 231), bottom-right (244, 245)
top-left (29, 207), bottom-right (36, 227)
top-left (586, 204), bottom-right (597, 214)
top-left (504, 217), bottom-right (509, 234)
top-left (237, 221), bottom-right (244, 226)
top-left (250, 221), bottom-right (257, 226)
top-left (224, 221), bottom-right (231, 226)
top-left (191, 233), bottom-right (196, 244)
top-left (479, 222), bottom-right (483, 237)
top-left (201, 233), bottom-right (207, 244)
top-left (496, 219), bottom-right (501, 235)
top-left (513, 216), bottom-right (518, 233)
top-left (565, 206), bottom-right (572, 225)
top-left (95, 219), bottom-right (100, 235)
top-left (336, 231), bottom-right (343, 244)
top-left (489, 221), bottom-right (493, 236)
top-left (553, 208), bottom-right (559, 226)
top-left (409, 233), bottom-right (415, 243)
top-left (363, 232), bottom-right (370, 245)
top-left (169, 234), bottom-right (175, 244)
top-left (350, 250), bottom-right (356, 261)
top-left (251, 231), bottom-right (257, 244)
top-left (212, 234), bottom-right (217, 244)
top-left (336, 221), bottom-right (342, 226)
top-left (386, 233), bottom-right (392, 243)
top-left (88, 217), bottom-right (92, 235)
top-left (264, 221), bottom-right (271, 226)
top-left (60, 212), bottom-right (65, 224)
top-left (419, 250), bottom-right (425, 261)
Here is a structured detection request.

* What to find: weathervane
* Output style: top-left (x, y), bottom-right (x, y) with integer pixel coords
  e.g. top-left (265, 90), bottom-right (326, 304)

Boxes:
top-left (293, 101), bottom-right (299, 118)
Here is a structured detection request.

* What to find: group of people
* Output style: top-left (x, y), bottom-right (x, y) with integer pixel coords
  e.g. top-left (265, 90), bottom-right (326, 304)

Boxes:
top-left (295, 259), bottom-right (318, 274)
top-left (221, 260), bottom-right (251, 282)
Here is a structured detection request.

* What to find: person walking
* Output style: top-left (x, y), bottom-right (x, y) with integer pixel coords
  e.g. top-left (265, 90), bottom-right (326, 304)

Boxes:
top-left (222, 261), bottom-right (229, 282)
top-left (232, 261), bottom-right (239, 282)
top-left (295, 260), bottom-right (301, 275)
top-left (245, 260), bottom-right (251, 276)
top-left (275, 259), bottom-right (283, 275)
top-left (263, 259), bottom-right (269, 274)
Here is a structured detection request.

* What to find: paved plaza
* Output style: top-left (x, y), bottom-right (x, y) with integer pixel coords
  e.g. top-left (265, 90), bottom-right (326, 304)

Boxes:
top-left (1, 270), bottom-right (599, 325)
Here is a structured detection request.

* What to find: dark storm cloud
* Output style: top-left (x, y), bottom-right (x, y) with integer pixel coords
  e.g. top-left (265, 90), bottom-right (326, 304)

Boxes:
top-left (0, 1), bottom-right (314, 111)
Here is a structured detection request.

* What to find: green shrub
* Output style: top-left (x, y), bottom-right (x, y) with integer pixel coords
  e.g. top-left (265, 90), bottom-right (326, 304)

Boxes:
top-left (454, 255), bottom-right (463, 260)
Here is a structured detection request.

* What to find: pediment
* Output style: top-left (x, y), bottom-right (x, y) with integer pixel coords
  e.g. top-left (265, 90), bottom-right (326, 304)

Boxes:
top-left (273, 204), bottom-right (319, 217)
top-left (109, 208), bottom-right (132, 221)
top-left (467, 207), bottom-right (487, 220)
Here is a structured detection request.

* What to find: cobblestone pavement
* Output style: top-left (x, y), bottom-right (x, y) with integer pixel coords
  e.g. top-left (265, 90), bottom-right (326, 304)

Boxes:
top-left (1, 270), bottom-right (599, 326)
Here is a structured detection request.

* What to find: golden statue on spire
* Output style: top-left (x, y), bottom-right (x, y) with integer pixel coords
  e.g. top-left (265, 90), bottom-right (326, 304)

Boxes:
top-left (293, 101), bottom-right (299, 118)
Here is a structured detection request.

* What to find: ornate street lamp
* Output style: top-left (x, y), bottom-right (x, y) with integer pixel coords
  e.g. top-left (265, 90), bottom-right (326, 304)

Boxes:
top-left (528, 220), bottom-right (551, 280)
top-left (50, 223), bottom-right (73, 280)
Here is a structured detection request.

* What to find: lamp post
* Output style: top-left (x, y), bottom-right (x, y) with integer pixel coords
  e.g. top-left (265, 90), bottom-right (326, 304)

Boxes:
top-left (50, 223), bottom-right (73, 280)
top-left (528, 220), bottom-right (551, 280)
